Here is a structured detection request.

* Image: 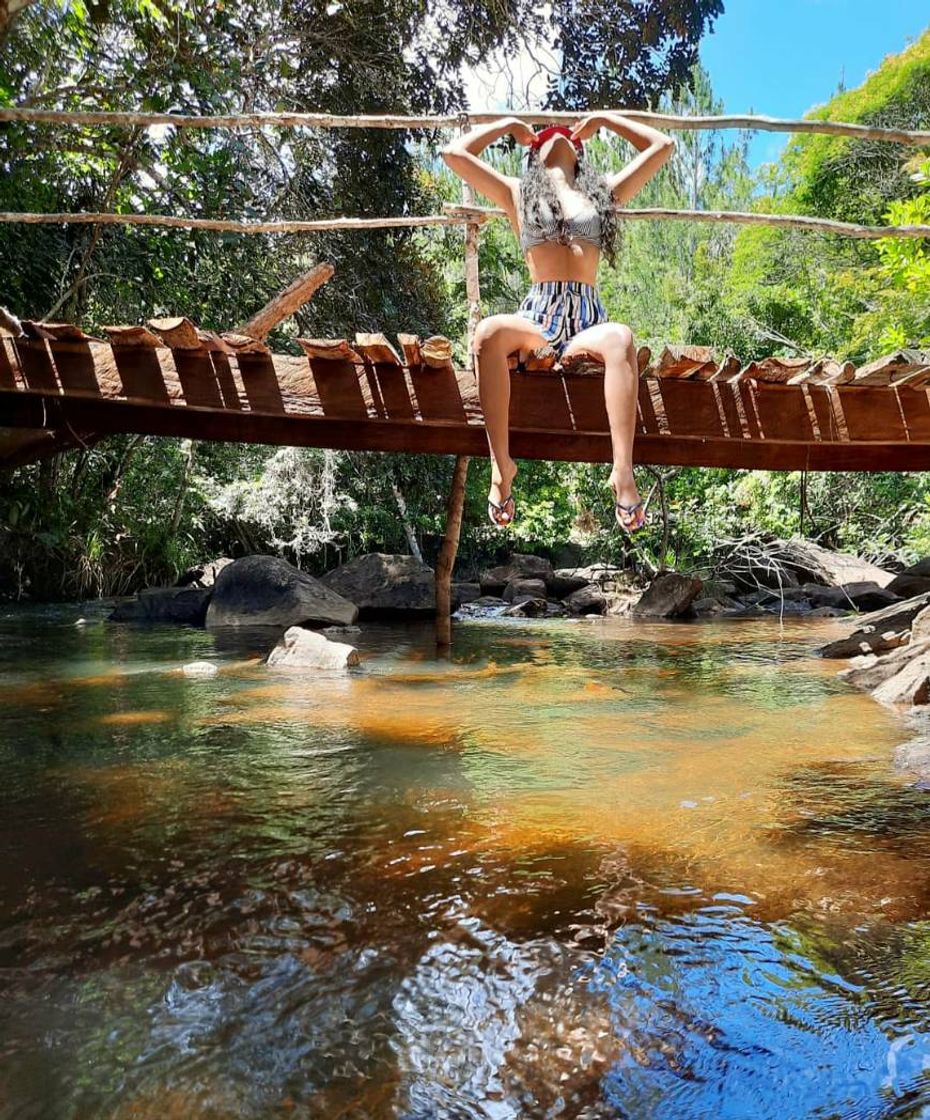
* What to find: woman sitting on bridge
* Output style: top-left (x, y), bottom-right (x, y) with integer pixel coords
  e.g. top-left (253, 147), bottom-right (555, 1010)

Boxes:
top-left (442, 112), bottom-right (676, 533)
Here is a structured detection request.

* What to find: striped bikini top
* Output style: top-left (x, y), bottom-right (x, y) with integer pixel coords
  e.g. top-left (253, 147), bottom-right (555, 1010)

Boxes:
top-left (518, 188), bottom-right (603, 251)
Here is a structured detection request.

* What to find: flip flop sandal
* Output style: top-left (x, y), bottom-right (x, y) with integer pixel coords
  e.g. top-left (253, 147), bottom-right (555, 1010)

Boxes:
top-left (615, 499), bottom-right (646, 534)
top-left (488, 494), bottom-right (516, 527)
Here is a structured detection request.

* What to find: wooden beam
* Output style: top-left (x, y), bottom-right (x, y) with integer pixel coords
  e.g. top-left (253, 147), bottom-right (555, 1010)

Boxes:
top-left (238, 262), bottom-right (334, 341)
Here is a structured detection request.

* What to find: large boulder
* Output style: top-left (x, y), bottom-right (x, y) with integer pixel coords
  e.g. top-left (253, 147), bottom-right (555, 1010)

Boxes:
top-left (563, 583), bottom-right (608, 616)
top-left (776, 537), bottom-right (894, 588)
top-left (451, 582), bottom-right (482, 609)
top-left (480, 553), bottom-right (554, 595)
top-left (320, 553), bottom-right (435, 616)
top-left (817, 591), bottom-right (930, 657)
top-left (267, 625), bottom-right (360, 670)
top-left (818, 625), bottom-right (910, 659)
top-left (632, 572), bottom-right (703, 619)
top-left (109, 587), bottom-right (212, 626)
top-left (502, 578), bottom-right (548, 603)
top-left (206, 555), bottom-right (357, 629)
top-left (886, 572), bottom-right (930, 599)
top-left (806, 581), bottom-right (899, 612)
top-left (837, 638), bottom-right (930, 691)
top-left (872, 652), bottom-right (930, 707)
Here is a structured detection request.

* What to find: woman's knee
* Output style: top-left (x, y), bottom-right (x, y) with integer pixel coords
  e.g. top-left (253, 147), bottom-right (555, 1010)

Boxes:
top-left (601, 322), bottom-right (634, 356)
top-left (473, 315), bottom-right (510, 357)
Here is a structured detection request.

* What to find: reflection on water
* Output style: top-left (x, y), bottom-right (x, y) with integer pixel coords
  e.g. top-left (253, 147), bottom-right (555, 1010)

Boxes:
top-left (1, 602), bottom-right (930, 1117)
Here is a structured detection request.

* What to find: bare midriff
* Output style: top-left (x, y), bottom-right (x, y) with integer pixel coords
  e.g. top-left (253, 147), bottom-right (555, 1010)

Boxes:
top-left (521, 238), bottom-right (600, 285)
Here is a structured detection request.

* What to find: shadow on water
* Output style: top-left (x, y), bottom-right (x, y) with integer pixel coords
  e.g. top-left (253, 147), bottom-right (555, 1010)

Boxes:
top-left (3, 605), bottom-right (930, 1116)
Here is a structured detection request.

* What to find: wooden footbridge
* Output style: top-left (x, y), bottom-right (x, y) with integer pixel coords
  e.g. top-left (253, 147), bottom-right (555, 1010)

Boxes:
top-left (2, 315), bottom-right (930, 472)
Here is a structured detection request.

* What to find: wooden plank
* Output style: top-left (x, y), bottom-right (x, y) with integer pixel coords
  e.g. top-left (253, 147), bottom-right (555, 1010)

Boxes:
top-left (297, 337), bottom-right (362, 363)
top-left (750, 380), bottom-right (818, 440)
top-left (397, 333), bottom-right (422, 368)
top-left (355, 331), bottom-right (415, 421)
top-left (103, 324), bottom-right (162, 348)
top-left (835, 386), bottom-right (907, 440)
top-left (649, 344), bottom-right (717, 379)
top-left (655, 378), bottom-right (726, 437)
top-left (853, 349), bottom-right (928, 387)
top-left (739, 356), bottom-right (812, 384)
top-left (420, 335), bottom-right (454, 368)
top-left (147, 316), bottom-right (203, 350)
top-left (220, 331), bottom-right (270, 355)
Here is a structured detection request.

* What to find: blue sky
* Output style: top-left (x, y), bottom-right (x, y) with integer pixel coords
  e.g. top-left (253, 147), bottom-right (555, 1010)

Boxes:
top-left (698, 1), bottom-right (928, 170)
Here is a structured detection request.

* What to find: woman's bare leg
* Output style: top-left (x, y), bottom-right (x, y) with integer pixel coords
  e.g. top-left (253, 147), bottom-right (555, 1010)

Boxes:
top-left (473, 314), bottom-right (549, 522)
top-left (561, 323), bottom-right (643, 518)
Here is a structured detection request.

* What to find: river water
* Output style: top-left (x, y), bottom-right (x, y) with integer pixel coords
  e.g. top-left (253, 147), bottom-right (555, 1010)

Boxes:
top-left (1, 603), bottom-right (929, 1119)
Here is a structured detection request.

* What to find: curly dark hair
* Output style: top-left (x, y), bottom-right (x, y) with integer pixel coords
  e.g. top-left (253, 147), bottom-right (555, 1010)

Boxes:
top-left (518, 146), bottom-right (621, 269)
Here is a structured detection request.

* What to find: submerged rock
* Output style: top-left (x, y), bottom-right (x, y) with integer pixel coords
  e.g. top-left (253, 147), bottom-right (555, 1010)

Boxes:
top-left (206, 555), bottom-right (357, 629)
top-left (182, 660), bottom-right (219, 678)
top-left (109, 587), bottom-right (212, 626)
top-left (632, 572), bottom-right (703, 619)
top-left (266, 625), bottom-right (360, 669)
top-left (501, 596), bottom-right (548, 618)
top-left (320, 552), bottom-right (435, 616)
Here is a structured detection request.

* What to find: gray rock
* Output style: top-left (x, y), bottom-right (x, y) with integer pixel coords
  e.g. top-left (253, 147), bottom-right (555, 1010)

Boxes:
top-left (807, 606), bottom-right (850, 618)
top-left (563, 583), bottom-right (608, 616)
top-left (546, 570), bottom-right (592, 599)
top-left (872, 653), bottom-right (930, 707)
top-left (501, 596), bottom-right (549, 618)
top-left (175, 557), bottom-right (234, 589)
top-left (451, 582), bottom-right (482, 608)
top-left (893, 735), bottom-right (930, 780)
top-left (854, 590), bottom-right (930, 635)
top-left (182, 660), bottom-right (219, 678)
top-left (886, 572), bottom-right (930, 599)
top-left (267, 625), bottom-right (360, 670)
top-left (838, 638), bottom-right (930, 691)
top-left (776, 537), bottom-right (895, 588)
top-left (502, 578), bottom-right (548, 603)
top-left (206, 555), bottom-right (357, 629)
top-left (480, 553), bottom-right (553, 595)
top-left (109, 587), bottom-right (212, 626)
top-left (320, 553), bottom-right (435, 616)
top-left (818, 625), bottom-right (911, 659)
top-left (632, 572), bottom-right (703, 619)
top-left (912, 604), bottom-right (930, 641)
top-left (802, 581), bottom-right (898, 611)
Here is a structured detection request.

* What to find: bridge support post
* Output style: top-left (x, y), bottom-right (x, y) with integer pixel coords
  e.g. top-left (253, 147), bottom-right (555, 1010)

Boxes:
top-left (435, 452), bottom-right (470, 654)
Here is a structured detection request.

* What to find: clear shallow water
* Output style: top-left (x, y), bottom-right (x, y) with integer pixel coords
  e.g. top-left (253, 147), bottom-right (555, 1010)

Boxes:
top-left (1, 603), bottom-right (929, 1118)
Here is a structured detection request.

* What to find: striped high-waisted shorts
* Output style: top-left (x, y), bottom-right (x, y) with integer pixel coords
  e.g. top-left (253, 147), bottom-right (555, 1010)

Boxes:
top-left (516, 279), bottom-right (609, 359)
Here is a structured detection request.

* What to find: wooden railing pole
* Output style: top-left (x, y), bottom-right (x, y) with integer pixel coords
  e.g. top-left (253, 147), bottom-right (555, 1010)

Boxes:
top-left (435, 113), bottom-right (477, 655)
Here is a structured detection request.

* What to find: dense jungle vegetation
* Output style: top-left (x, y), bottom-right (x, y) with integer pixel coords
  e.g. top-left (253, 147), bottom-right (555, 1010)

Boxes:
top-left (0, 2), bottom-right (928, 599)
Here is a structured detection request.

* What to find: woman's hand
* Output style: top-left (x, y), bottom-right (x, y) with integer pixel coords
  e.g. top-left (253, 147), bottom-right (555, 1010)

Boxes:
top-left (502, 116), bottom-right (537, 146)
top-left (569, 112), bottom-right (610, 143)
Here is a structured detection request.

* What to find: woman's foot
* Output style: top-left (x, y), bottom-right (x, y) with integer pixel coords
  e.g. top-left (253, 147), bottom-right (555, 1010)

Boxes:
top-left (488, 459), bottom-right (518, 528)
top-left (609, 467), bottom-right (646, 533)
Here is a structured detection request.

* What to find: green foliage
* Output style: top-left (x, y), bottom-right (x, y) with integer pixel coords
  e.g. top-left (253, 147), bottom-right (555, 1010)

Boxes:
top-left (1, 10), bottom-right (930, 599)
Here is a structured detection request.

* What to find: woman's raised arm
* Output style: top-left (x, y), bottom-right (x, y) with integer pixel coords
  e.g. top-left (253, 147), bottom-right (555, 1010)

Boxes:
top-left (441, 116), bottom-right (536, 212)
top-left (570, 111), bottom-right (676, 205)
